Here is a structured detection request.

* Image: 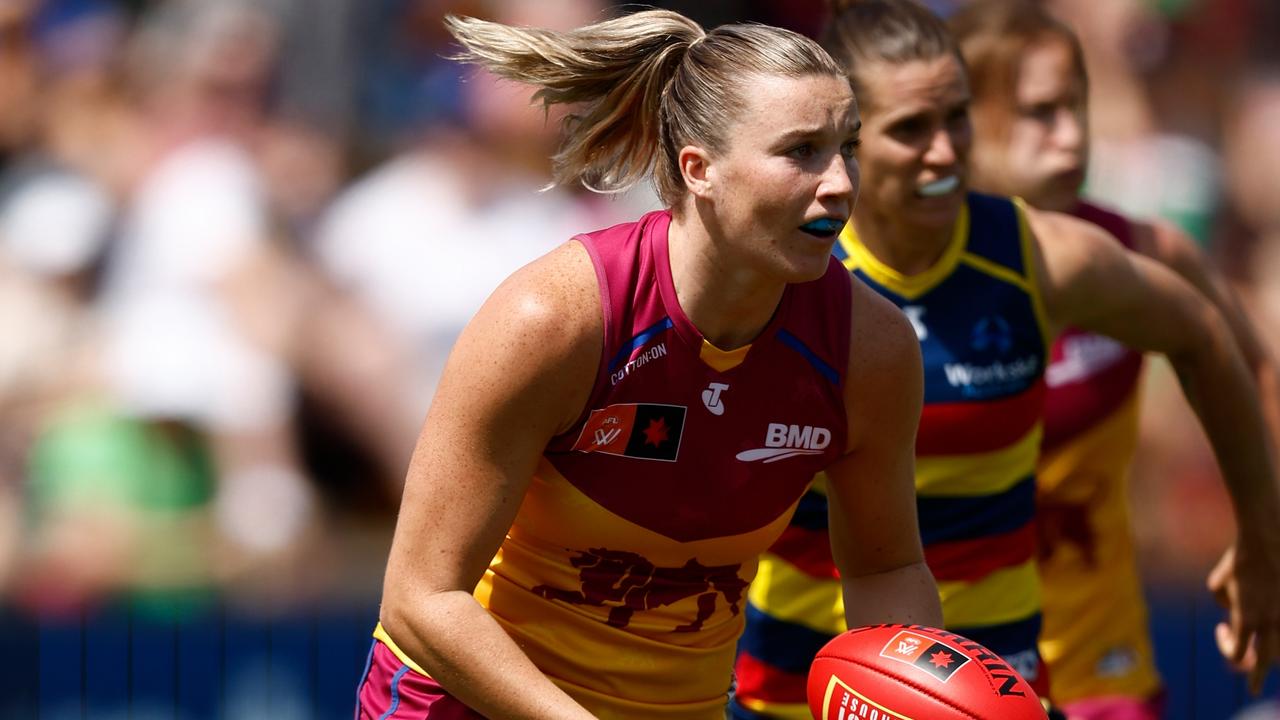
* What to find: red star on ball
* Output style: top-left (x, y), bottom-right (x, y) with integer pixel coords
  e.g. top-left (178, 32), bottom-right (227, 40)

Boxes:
top-left (643, 417), bottom-right (670, 446)
top-left (928, 649), bottom-right (954, 668)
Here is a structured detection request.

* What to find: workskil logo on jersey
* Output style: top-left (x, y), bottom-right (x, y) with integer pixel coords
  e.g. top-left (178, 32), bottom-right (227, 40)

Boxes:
top-left (736, 423), bottom-right (831, 463)
top-left (571, 403), bottom-right (686, 462)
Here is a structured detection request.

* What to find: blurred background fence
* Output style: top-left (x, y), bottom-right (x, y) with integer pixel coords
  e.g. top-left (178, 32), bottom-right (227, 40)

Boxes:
top-left (0, 588), bottom-right (1275, 719)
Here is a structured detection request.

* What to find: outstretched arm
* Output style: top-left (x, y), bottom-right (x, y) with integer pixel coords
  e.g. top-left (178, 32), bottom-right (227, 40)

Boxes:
top-left (826, 279), bottom-right (942, 630)
top-left (1030, 208), bottom-right (1280, 693)
top-left (1133, 218), bottom-right (1280, 690)
top-left (1135, 218), bottom-right (1280, 454)
top-left (379, 242), bottom-right (601, 720)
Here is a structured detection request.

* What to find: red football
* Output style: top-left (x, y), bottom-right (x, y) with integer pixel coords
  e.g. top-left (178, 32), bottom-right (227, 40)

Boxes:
top-left (807, 624), bottom-right (1047, 720)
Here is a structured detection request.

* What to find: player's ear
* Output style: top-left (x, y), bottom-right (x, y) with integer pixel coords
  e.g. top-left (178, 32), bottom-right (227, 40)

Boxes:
top-left (679, 145), bottom-right (713, 199)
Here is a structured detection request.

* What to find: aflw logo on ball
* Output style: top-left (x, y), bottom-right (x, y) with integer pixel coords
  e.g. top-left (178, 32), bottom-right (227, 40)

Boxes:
top-left (879, 630), bottom-right (971, 683)
top-left (736, 423), bottom-right (831, 463)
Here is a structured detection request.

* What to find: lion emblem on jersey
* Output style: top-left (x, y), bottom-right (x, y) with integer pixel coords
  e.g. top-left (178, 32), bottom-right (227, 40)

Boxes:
top-left (532, 548), bottom-right (749, 632)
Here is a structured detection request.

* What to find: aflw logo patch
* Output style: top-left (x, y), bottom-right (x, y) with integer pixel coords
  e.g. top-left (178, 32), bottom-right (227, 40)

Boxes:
top-left (571, 403), bottom-right (686, 462)
top-left (736, 423), bottom-right (831, 463)
top-left (879, 630), bottom-right (970, 683)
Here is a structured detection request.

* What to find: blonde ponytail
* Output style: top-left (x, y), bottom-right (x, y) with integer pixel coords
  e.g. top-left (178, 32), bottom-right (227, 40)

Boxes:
top-left (446, 10), bottom-right (845, 206)
top-left (446, 11), bottom-right (701, 198)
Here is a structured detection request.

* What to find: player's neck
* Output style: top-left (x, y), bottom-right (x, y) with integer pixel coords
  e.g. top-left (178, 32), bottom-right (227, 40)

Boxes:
top-left (853, 206), bottom-right (957, 277)
top-left (667, 215), bottom-right (785, 351)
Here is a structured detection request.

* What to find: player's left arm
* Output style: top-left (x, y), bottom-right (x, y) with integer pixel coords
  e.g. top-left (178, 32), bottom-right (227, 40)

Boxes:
top-left (1031, 207), bottom-right (1280, 692)
top-left (825, 278), bottom-right (942, 630)
top-left (1135, 218), bottom-right (1280, 690)
top-left (1135, 218), bottom-right (1280, 440)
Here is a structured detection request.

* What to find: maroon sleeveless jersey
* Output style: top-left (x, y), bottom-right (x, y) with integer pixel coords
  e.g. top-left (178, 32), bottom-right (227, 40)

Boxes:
top-left (366, 211), bottom-right (857, 719)
top-left (453, 209), bottom-right (854, 717)
top-left (544, 209), bottom-right (853, 539)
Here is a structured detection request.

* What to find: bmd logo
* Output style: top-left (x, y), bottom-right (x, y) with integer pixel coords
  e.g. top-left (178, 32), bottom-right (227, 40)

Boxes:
top-left (736, 423), bottom-right (831, 463)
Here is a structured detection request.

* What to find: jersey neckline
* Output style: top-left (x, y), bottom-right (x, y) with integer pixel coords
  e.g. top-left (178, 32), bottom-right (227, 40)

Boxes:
top-left (838, 201), bottom-right (970, 300)
top-left (649, 211), bottom-right (793, 372)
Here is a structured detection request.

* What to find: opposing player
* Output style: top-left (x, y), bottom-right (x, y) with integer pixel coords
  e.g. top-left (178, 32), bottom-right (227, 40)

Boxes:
top-left (950, 1), bottom-right (1280, 714)
top-left (357, 9), bottom-right (942, 719)
top-left (732, 1), bottom-right (1280, 718)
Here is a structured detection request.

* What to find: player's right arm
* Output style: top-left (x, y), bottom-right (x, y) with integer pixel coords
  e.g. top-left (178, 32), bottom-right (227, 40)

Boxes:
top-left (1131, 217), bottom-right (1280, 690)
top-left (1132, 218), bottom-right (1280, 447)
top-left (378, 241), bottom-right (602, 720)
top-left (825, 278), bottom-right (943, 630)
top-left (1028, 207), bottom-right (1280, 691)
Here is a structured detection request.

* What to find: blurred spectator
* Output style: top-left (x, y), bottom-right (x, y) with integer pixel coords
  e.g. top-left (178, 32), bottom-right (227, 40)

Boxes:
top-left (109, 0), bottom-right (428, 593)
top-left (0, 0), bottom-right (38, 172)
top-left (270, 0), bottom-right (362, 140)
top-left (0, 0), bottom-right (132, 609)
top-left (96, 2), bottom-right (313, 578)
top-left (1223, 75), bottom-right (1280, 285)
top-left (353, 0), bottom-right (482, 158)
top-left (0, 0), bottom-right (428, 624)
top-left (313, 0), bottom-right (657, 415)
top-left (257, 118), bottom-right (347, 239)
top-left (1050, 0), bottom-right (1223, 246)
top-left (0, 171), bottom-right (137, 614)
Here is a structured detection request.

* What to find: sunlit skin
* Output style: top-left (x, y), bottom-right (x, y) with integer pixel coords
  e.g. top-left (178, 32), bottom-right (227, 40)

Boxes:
top-left (971, 37), bottom-right (1088, 213)
top-left (851, 55), bottom-right (972, 274)
top-left (671, 72), bottom-right (861, 347)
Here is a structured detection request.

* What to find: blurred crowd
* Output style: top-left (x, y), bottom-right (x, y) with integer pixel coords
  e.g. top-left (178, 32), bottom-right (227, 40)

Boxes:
top-left (0, 0), bottom-right (1277, 668)
top-left (0, 0), bottom-right (668, 622)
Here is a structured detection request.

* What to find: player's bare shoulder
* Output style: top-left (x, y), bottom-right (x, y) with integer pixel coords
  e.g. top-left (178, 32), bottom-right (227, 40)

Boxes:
top-left (469, 240), bottom-right (602, 356)
top-left (1024, 205), bottom-right (1130, 327)
top-left (1024, 205), bottom-right (1122, 271)
top-left (439, 239), bottom-right (604, 434)
top-left (844, 276), bottom-right (924, 451)
top-left (1131, 216), bottom-right (1206, 283)
top-left (847, 277), bottom-right (923, 385)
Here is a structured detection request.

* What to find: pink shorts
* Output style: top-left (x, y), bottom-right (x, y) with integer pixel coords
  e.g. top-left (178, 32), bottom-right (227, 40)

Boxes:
top-left (1059, 692), bottom-right (1165, 720)
top-left (355, 640), bottom-right (486, 719)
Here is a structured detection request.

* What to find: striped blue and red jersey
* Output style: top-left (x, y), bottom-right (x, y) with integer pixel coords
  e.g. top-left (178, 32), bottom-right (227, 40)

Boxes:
top-left (733, 193), bottom-right (1051, 719)
top-left (365, 209), bottom-right (856, 720)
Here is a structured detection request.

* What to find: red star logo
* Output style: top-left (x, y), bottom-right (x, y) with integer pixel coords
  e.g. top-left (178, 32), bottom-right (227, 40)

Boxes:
top-left (642, 417), bottom-right (670, 446)
top-left (928, 650), bottom-right (954, 669)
